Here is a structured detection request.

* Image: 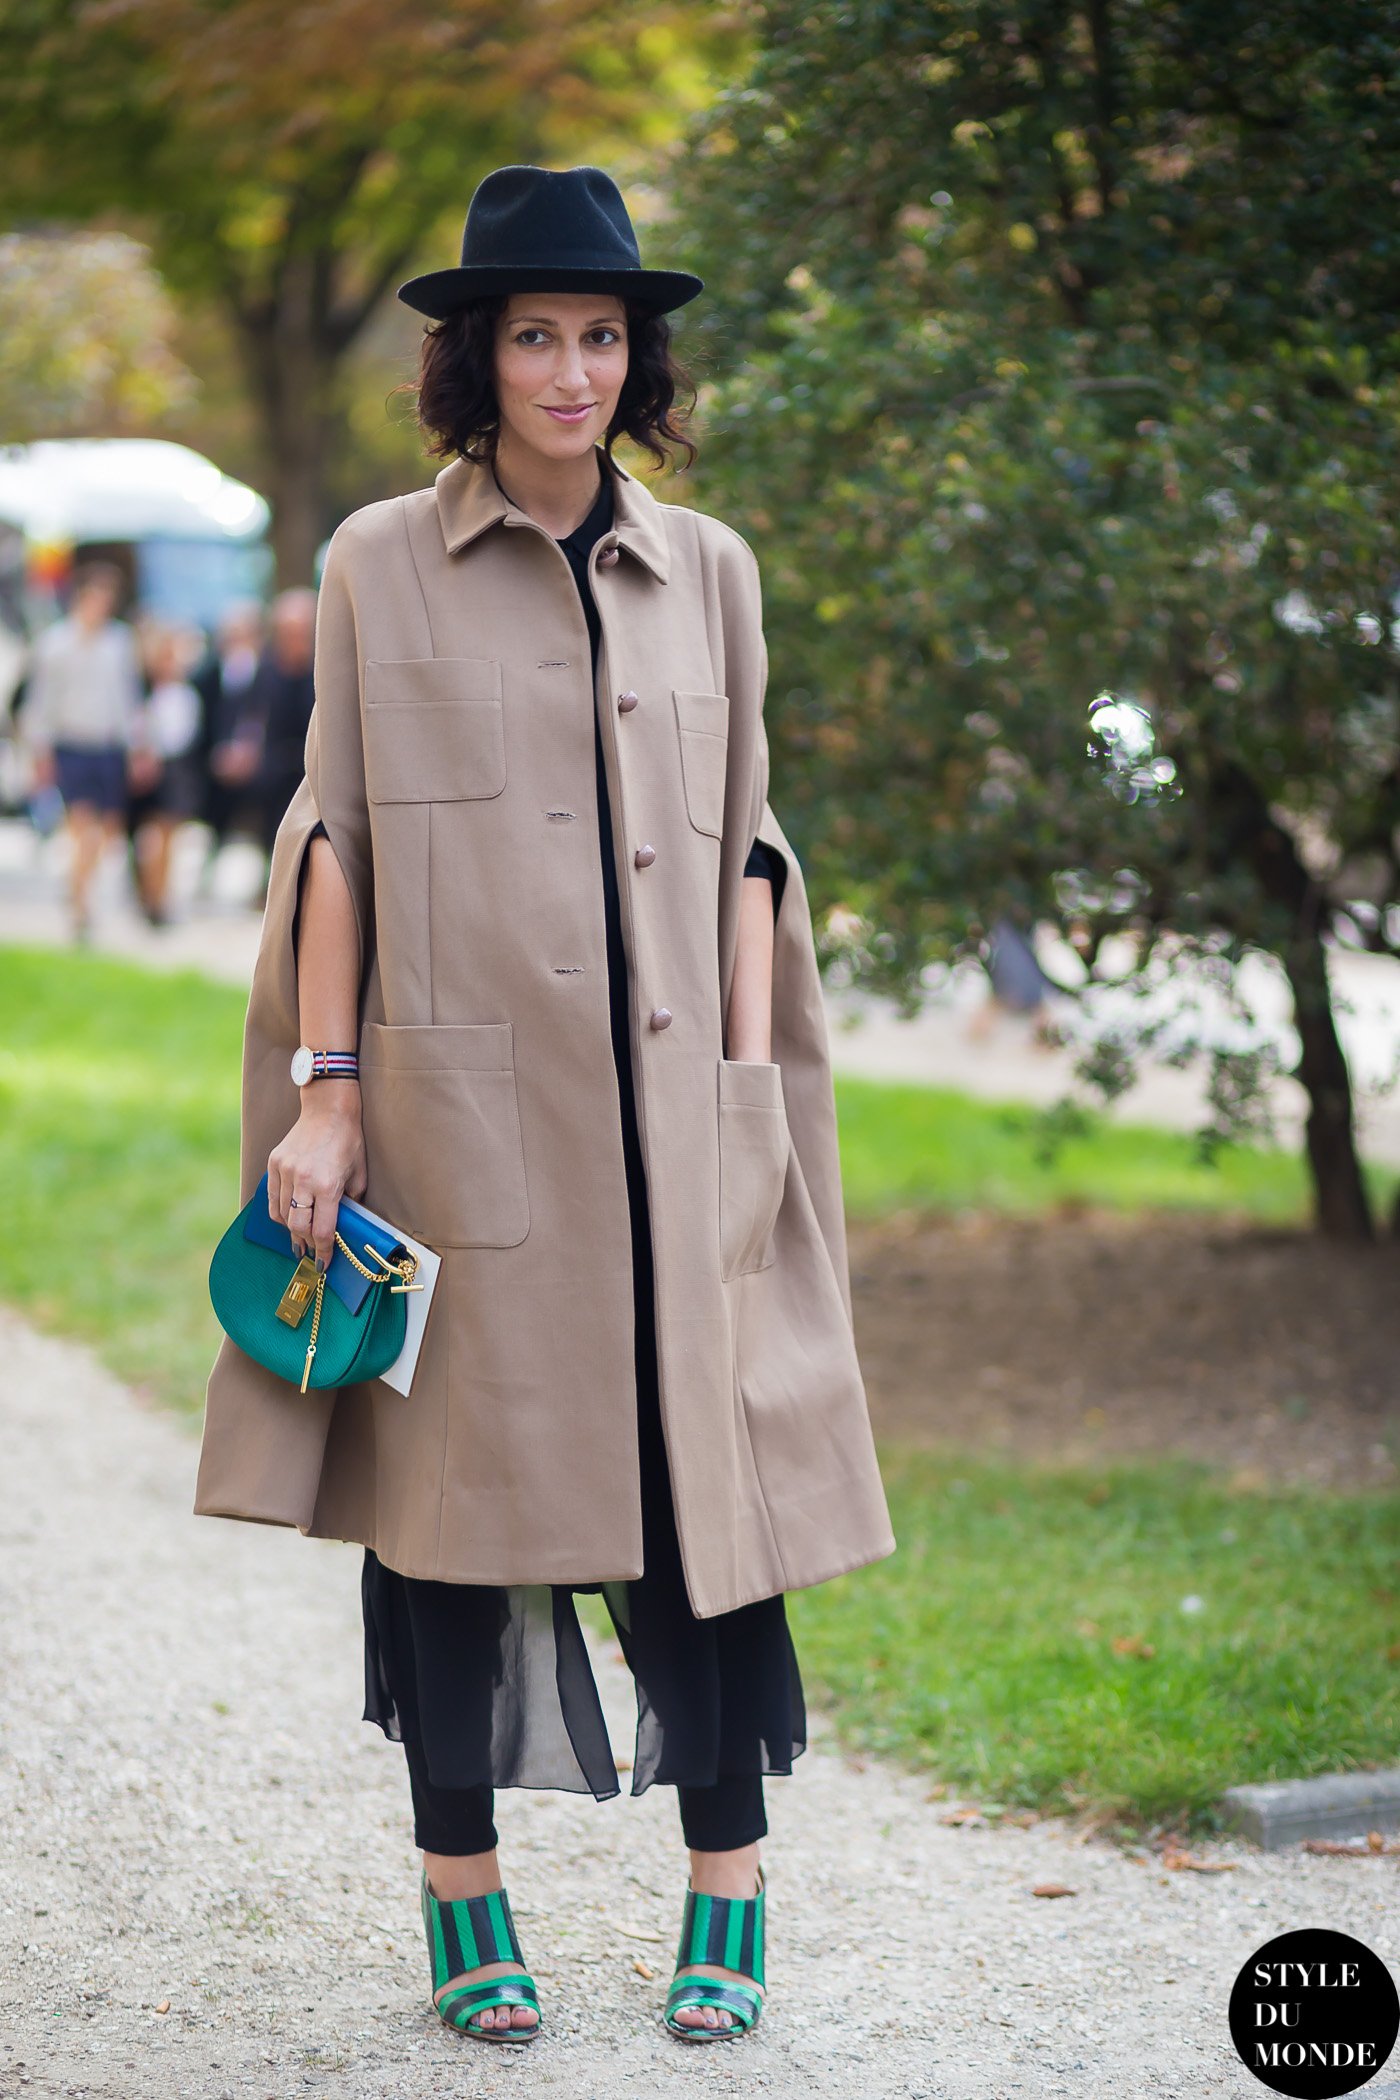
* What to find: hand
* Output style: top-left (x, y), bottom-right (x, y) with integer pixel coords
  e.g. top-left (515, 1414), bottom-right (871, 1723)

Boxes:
top-left (213, 734), bottom-right (261, 785)
top-left (127, 747), bottom-right (162, 794)
top-left (267, 1089), bottom-right (367, 1269)
top-left (30, 748), bottom-right (55, 792)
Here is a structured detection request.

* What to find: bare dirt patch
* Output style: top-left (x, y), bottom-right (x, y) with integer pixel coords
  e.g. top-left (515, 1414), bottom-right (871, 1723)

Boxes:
top-left (848, 1208), bottom-right (1400, 1489)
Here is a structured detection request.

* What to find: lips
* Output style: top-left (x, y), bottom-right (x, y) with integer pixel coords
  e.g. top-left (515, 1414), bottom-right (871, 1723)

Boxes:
top-left (543, 404), bottom-right (593, 421)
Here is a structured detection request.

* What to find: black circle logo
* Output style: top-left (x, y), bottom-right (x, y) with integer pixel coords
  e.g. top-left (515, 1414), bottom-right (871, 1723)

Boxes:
top-left (1229, 1928), bottom-right (1399, 2096)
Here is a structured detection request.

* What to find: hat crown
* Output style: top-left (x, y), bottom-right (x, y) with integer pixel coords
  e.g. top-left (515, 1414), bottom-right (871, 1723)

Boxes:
top-left (395, 161), bottom-right (703, 319)
top-left (462, 164), bottom-right (642, 273)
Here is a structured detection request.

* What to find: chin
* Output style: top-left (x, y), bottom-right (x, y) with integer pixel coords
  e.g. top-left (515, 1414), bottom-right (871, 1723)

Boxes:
top-left (543, 419), bottom-right (602, 451)
top-left (500, 413), bottom-right (608, 471)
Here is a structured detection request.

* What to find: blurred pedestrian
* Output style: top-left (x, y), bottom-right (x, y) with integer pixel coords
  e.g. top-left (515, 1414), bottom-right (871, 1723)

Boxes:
top-left (245, 587), bottom-right (317, 869)
top-left (127, 620), bottom-right (205, 927)
top-left (970, 914), bottom-right (1065, 1046)
top-left (18, 559), bottom-right (142, 941)
top-left (198, 598), bottom-right (266, 859)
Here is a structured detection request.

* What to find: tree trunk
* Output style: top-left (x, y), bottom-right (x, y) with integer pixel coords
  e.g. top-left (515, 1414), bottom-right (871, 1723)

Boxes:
top-left (1279, 923), bottom-right (1375, 1241)
top-left (1204, 754), bottom-right (1374, 1240)
top-left (232, 255), bottom-right (341, 589)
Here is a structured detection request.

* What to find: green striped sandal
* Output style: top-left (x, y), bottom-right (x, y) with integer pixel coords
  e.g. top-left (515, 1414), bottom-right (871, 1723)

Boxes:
top-left (662, 1863), bottom-right (766, 2041)
top-left (420, 1870), bottom-right (542, 2044)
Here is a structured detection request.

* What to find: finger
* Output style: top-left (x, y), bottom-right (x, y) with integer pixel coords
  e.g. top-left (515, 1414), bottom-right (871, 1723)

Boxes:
top-left (289, 1190), bottom-right (315, 1257)
top-left (267, 1158), bottom-right (283, 1222)
top-left (311, 1190), bottom-right (338, 1272)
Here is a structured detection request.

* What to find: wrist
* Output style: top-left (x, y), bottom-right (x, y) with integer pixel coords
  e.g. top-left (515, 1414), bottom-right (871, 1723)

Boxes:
top-left (300, 1078), bottom-right (361, 1121)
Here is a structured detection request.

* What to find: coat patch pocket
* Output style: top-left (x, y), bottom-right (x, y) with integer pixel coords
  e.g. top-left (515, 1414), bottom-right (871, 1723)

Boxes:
top-left (364, 658), bottom-right (505, 803)
top-left (717, 1057), bottom-right (790, 1280)
top-left (359, 1020), bottom-right (530, 1249)
top-left (673, 688), bottom-right (730, 839)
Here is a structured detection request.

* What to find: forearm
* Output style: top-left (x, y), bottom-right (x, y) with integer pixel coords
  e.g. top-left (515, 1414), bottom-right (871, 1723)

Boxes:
top-left (270, 834), bottom-right (367, 1260)
top-left (726, 874), bottom-right (776, 1062)
top-left (20, 669), bottom-right (52, 756)
top-left (296, 833), bottom-right (361, 1073)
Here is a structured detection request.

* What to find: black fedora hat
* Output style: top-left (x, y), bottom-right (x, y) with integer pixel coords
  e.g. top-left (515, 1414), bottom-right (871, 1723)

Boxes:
top-left (397, 163), bottom-right (703, 320)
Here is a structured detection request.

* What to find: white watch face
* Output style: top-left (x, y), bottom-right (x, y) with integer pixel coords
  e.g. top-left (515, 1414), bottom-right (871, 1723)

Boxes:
top-left (290, 1046), bottom-right (315, 1086)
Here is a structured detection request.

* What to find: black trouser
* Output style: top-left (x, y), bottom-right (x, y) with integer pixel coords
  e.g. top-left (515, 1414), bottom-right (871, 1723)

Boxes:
top-left (408, 1747), bottom-right (767, 1856)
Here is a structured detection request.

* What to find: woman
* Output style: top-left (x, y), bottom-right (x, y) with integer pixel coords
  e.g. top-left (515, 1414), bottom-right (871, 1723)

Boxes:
top-left (21, 559), bottom-right (142, 941)
top-left (196, 164), bottom-right (895, 2047)
top-left (127, 619), bottom-right (206, 926)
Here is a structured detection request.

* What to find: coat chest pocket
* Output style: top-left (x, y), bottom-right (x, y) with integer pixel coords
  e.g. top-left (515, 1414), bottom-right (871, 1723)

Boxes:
top-left (359, 1021), bottom-right (530, 1249)
top-left (717, 1058), bottom-right (790, 1280)
top-left (673, 689), bottom-right (729, 838)
top-left (364, 658), bottom-right (505, 803)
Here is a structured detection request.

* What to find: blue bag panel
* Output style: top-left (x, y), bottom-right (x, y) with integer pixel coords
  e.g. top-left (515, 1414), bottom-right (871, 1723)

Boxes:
top-left (240, 1170), bottom-right (407, 1314)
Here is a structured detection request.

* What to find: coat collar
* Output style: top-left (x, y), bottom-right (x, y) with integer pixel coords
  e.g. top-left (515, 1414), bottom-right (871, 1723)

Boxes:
top-left (435, 444), bottom-right (671, 584)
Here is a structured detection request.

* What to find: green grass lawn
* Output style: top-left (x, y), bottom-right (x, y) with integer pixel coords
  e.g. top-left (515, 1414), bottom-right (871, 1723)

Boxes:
top-left (834, 1072), bottom-right (1397, 1223)
top-left (4, 940), bottom-right (1395, 1834)
top-left (1, 943), bottom-right (245, 1411)
top-left (784, 1445), bottom-right (1399, 1838)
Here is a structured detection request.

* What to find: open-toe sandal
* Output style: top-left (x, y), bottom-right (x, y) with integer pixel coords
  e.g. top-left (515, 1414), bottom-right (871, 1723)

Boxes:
top-left (663, 1861), bottom-right (766, 2041)
top-left (421, 1869), bottom-right (542, 2044)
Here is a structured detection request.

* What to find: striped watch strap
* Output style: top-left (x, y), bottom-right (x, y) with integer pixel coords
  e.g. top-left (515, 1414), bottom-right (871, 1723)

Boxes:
top-left (310, 1051), bottom-right (358, 1080)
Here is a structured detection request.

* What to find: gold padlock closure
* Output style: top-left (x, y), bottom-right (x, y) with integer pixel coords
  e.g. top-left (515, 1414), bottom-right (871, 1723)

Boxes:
top-left (276, 1256), bottom-right (321, 1327)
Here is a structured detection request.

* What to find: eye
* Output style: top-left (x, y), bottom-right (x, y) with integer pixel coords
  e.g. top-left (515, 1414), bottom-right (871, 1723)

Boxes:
top-left (512, 325), bottom-right (624, 347)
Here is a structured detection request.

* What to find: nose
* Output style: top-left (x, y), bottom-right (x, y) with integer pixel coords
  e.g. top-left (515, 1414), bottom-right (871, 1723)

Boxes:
top-left (558, 342), bottom-right (590, 390)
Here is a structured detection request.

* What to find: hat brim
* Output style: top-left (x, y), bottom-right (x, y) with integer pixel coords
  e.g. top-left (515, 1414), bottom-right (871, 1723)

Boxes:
top-left (396, 262), bottom-right (704, 320)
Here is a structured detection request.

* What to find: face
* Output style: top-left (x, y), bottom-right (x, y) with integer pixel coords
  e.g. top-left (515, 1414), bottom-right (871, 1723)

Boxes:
top-left (492, 292), bottom-right (629, 464)
top-left (271, 593), bottom-right (316, 667)
top-left (73, 579), bottom-right (119, 626)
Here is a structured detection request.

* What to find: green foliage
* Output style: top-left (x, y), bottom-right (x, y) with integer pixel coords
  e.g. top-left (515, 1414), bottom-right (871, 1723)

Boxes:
top-left (0, 230), bottom-right (197, 439)
top-left (671, 1), bottom-right (1400, 1226)
top-left (0, 0), bottom-right (743, 556)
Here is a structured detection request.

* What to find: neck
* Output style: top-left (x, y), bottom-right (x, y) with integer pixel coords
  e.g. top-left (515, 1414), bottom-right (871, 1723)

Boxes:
top-left (491, 434), bottom-right (605, 539)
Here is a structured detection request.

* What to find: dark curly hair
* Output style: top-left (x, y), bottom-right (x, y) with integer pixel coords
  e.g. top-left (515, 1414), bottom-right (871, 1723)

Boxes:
top-left (404, 295), bottom-right (699, 474)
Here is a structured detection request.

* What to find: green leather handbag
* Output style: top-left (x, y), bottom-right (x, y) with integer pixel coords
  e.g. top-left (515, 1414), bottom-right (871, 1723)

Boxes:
top-left (209, 1170), bottom-right (421, 1393)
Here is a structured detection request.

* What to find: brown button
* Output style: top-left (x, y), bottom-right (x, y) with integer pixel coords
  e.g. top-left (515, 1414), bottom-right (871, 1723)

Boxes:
top-left (617, 690), bottom-right (639, 713)
top-left (597, 545), bottom-right (620, 568)
top-left (634, 843), bottom-right (656, 868)
top-left (649, 1007), bottom-right (673, 1030)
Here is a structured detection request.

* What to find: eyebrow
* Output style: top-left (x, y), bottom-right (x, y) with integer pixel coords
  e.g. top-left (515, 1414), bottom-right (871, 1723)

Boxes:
top-left (510, 312), bottom-right (624, 327)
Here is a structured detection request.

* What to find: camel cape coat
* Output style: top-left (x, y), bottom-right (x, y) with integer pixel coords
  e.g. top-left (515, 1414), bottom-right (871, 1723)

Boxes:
top-left (194, 445), bottom-right (896, 1618)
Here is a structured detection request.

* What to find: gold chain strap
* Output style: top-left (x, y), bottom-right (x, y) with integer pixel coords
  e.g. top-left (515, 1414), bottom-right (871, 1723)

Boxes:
top-left (333, 1229), bottom-right (420, 1290)
top-left (299, 1233), bottom-right (422, 1393)
top-left (300, 1270), bottom-right (326, 1393)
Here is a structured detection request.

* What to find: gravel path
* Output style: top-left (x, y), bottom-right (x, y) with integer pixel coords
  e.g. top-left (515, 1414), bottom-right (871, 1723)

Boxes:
top-left (1, 1308), bottom-right (1395, 2099)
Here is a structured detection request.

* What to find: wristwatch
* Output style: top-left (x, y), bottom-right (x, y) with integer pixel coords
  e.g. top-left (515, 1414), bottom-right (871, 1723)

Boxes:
top-left (290, 1046), bottom-right (360, 1086)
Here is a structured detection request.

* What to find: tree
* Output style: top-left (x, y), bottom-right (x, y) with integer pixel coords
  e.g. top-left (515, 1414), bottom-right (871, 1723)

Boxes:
top-left (671, 0), bottom-right (1400, 1238)
top-left (0, 229), bottom-right (197, 438)
top-left (0, 0), bottom-right (732, 582)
